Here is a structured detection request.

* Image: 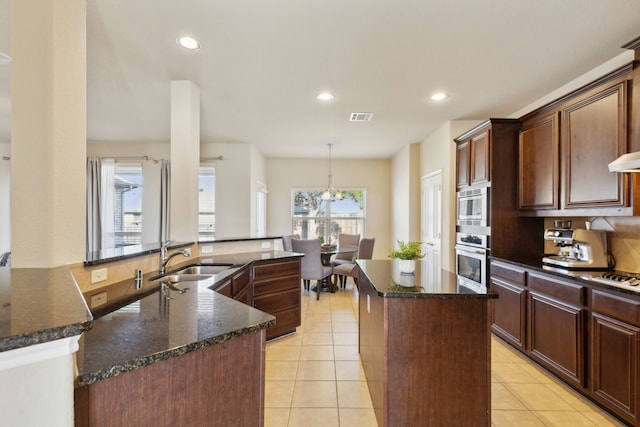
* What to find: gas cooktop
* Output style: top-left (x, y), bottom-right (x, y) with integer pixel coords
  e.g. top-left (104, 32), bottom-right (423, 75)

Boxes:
top-left (542, 265), bottom-right (640, 293)
top-left (591, 271), bottom-right (640, 290)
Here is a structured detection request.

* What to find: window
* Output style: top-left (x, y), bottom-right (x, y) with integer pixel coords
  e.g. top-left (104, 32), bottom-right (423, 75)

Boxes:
top-left (114, 163), bottom-right (143, 246)
top-left (199, 164), bottom-right (216, 240)
top-left (291, 189), bottom-right (365, 243)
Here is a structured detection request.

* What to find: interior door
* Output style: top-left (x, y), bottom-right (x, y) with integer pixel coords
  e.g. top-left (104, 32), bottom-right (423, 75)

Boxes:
top-left (421, 171), bottom-right (442, 288)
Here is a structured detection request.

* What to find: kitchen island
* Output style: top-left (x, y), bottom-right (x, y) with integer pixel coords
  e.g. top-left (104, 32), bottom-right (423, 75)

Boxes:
top-left (75, 249), bottom-right (306, 426)
top-left (358, 259), bottom-right (497, 427)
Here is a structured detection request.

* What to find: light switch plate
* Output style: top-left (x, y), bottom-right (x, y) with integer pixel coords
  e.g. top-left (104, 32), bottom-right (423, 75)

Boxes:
top-left (261, 241), bottom-right (271, 249)
top-left (200, 245), bottom-right (213, 254)
top-left (91, 268), bottom-right (108, 284)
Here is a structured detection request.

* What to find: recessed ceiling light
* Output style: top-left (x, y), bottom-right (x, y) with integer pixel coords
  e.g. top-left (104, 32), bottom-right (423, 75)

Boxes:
top-left (317, 92), bottom-right (334, 101)
top-left (430, 92), bottom-right (448, 101)
top-left (177, 36), bottom-right (201, 51)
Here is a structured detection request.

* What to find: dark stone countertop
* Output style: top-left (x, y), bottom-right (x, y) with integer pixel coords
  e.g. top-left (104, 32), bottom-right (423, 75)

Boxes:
top-left (75, 251), bottom-right (301, 387)
top-left (0, 267), bottom-right (93, 352)
top-left (490, 256), bottom-right (640, 298)
top-left (358, 259), bottom-right (497, 299)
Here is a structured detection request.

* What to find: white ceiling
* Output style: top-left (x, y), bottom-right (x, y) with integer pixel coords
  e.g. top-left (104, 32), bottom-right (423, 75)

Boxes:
top-left (1, 1), bottom-right (640, 159)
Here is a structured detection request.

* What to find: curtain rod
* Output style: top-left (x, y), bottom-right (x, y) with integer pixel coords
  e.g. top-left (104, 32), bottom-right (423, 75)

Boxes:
top-left (99, 155), bottom-right (166, 164)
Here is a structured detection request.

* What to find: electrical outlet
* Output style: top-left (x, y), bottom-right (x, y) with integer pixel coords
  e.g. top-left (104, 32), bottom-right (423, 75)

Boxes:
top-left (91, 268), bottom-right (108, 284)
top-left (90, 292), bottom-right (107, 308)
top-left (261, 241), bottom-right (271, 249)
top-left (200, 245), bottom-right (213, 254)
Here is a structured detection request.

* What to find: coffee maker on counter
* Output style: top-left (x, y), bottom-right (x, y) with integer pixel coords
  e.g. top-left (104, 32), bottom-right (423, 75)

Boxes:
top-left (542, 221), bottom-right (609, 270)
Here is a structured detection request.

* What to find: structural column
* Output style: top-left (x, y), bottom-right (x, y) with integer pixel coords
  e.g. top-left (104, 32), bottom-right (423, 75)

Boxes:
top-left (11, 0), bottom-right (86, 267)
top-left (170, 80), bottom-right (200, 242)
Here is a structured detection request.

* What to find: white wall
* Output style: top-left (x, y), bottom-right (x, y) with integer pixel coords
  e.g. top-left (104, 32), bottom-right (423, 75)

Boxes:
top-left (0, 143), bottom-right (9, 255)
top-left (266, 157), bottom-right (391, 260)
top-left (249, 144), bottom-right (266, 236)
top-left (390, 143), bottom-right (420, 247)
top-left (201, 142), bottom-right (254, 238)
top-left (420, 120), bottom-right (482, 272)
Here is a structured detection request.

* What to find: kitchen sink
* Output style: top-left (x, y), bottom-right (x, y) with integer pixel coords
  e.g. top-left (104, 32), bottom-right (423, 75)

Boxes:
top-left (152, 273), bottom-right (214, 283)
top-left (176, 265), bottom-right (233, 275)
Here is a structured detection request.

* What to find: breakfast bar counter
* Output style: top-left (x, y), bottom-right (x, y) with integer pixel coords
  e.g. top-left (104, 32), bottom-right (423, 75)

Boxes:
top-left (357, 259), bottom-right (497, 426)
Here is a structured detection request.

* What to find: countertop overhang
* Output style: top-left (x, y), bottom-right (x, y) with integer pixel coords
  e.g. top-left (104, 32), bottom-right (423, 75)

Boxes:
top-left (0, 267), bottom-right (93, 353)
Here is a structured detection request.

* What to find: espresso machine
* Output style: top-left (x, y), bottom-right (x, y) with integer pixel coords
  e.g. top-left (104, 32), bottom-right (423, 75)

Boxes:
top-left (542, 227), bottom-right (609, 270)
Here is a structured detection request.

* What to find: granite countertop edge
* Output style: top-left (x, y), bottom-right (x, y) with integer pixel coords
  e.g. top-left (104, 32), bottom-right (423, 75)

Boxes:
top-left (75, 317), bottom-right (275, 387)
top-left (377, 290), bottom-right (498, 299)
top-left (1, 321), bottom-right (93, 353)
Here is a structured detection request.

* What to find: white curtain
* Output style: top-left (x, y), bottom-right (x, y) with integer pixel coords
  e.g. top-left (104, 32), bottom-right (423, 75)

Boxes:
top-left (86, 157), bottom-right (102, 252)
top-left (101, 159), bottom-right (115, 249)
top-left (160, 160), bottom-right (170, 242)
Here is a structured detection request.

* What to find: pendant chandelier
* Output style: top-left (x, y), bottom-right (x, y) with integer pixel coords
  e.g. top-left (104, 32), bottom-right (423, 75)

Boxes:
top-left (321, 144), bottom-right (342, 201)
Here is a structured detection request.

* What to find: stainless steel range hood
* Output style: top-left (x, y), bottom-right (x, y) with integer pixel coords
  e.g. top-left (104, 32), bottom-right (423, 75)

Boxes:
top-left (608, 152), bottom-right (640, 173)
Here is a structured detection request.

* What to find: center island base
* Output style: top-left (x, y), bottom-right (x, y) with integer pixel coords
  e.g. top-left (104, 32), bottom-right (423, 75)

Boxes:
top-left (357, 260), bottom-right (496, 426)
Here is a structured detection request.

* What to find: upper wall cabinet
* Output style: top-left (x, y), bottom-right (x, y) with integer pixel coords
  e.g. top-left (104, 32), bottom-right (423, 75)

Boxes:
top-left (455, 123), bottom-right (491, 189)
top-left (519, 65), bottom-right (639, 217)
top-left (519, 112), bottom-right (560, 210)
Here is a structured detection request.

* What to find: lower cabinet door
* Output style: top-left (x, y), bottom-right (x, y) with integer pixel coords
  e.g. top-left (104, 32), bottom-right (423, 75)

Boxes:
top-left (490, 277), bottom-right (526, 350)
top-left (528, 291), bottom-right (585, 387)
top-left (591, 312), bottom-right (640, 425)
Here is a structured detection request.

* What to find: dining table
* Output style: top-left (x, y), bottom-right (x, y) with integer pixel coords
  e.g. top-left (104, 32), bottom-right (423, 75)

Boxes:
top-left (319, 244), bottom-right (359, 292)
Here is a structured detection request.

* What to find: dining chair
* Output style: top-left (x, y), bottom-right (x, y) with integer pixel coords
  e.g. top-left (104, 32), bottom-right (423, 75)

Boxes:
top-left (330, 233), bottom-right (360, 266)
top-left (281, 234), bottom-right (300, 251)
top-left (291, 238), bottom-right (333, 300)
top-left (333, 237), bottom-right (375, 289)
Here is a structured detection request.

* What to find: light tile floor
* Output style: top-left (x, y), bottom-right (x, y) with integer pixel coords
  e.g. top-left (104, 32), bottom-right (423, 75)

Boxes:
top-left (265, 281), bottom-right (625, 427)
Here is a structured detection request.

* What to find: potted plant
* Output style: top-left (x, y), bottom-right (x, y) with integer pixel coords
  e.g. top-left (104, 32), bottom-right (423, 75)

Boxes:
top-left (389, 240), bottom-right (424, 274)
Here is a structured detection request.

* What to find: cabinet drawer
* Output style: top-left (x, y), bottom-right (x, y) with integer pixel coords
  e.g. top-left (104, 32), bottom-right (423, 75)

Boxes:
top-left (491, 262), bottom-right (526, 285)
top-left (253, 259), bottom-right (300, 281)
top-left (266, 307), bottom-right (302, 340)
top-left (254, 288), bottom-right (300, 314)
top-left (528, 273), bottom-right (585, 306)
top-left (592, 290), bottom-right (640, 326)
top-left (253, 275), bottom-right (300, 296)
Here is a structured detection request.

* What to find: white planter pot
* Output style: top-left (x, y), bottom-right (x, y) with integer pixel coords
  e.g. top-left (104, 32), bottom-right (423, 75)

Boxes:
top-left (398, 259), bottom-right (416, 274)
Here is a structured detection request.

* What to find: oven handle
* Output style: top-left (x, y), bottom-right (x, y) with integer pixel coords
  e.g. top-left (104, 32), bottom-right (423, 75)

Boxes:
top-left (455, 245), bottom-right (487, 256)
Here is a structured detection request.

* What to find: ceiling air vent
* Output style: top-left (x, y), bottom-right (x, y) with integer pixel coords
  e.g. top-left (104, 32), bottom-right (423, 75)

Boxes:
top-left (349, 112), bottom-right (373, 122)
top-left (0, 52), bottom-right (10, 65)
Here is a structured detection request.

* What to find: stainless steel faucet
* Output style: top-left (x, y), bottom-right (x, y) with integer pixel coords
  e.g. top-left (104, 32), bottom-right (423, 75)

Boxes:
top-left (159, 241), bottom-right (190, 274)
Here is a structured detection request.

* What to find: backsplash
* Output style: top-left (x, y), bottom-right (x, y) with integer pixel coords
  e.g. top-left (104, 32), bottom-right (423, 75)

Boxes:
top-left (543, 217), bottom-right (640, 273)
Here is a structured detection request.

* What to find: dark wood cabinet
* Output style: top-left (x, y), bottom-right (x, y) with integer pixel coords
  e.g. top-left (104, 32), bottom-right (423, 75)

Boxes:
top-left (518, 65), bottom-right (637, 216)
top-left (470, 128), bottom-right (490, 185)
top-left (490, 261), bottom-right (527, 350)
top-left (519, 112), bottom-right (559, 210)
top-left (490, 260), bottom-right (640, 425)
top-left (455, 119), bottom-right (544, 260)
top-left (455, 139), bottom-right (470, 188)
top-left (563, 80), bottom-right (628, 210)
top-left (252, 258), bottom-right (301, 340)
top-left (455, 125), bottom-right (490, 188)
top-left (590, 290), bottom-right (640, 425)
top-left (527, 273), bottom-right (586, 388)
